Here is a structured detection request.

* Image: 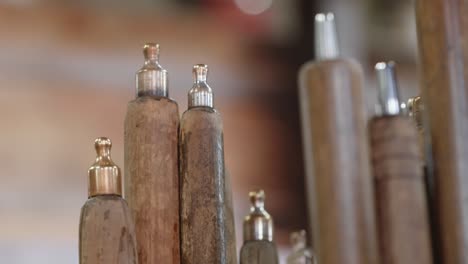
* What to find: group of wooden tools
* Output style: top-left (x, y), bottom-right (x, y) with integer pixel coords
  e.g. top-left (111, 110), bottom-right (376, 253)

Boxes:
top-left (299, 4), bottom-right (468, 264)
top-left (78, 44), bottom-right (290, 264)
top-left (77, 0), bottom-right (468, 262)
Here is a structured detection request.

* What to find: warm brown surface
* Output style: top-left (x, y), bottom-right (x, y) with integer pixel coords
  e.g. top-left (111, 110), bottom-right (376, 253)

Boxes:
top-left (298, 58), bottom-right (378, 264)
top-left (179, 107), bottom-right (236, 264)
top-left (240, 241), bottom-right (279, 264)
top-left (369, 116), bottom-right (432, 264)
top-left (79, 195), bottom-right (137, 264)
top-left (416, 0), bottom-right (468, 263)
top-left (124, 97), bottom-right (180, 264)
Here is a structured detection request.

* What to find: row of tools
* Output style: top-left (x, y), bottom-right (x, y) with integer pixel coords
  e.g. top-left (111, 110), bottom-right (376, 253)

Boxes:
top-left (79, 44), bottom-right (300, 263)
top-left (79, 1), bottom-right (468, 263)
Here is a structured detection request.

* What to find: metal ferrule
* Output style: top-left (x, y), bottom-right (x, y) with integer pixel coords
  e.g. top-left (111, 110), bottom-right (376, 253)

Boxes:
top-left (315, 13), bottom-right (339, 60)
top-left (243, 190), bottom-right (273, 242)
top-left (188, 64), bottom-right (213, 109)
top-left (88, 137), bottom-right (122, 198)
top-left (136, 43), bottom-right (168, 98)
top-left (375, 61), bottom-right (401, 116)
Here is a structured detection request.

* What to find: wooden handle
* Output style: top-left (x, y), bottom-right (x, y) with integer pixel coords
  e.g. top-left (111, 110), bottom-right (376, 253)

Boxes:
top-left (79, 196), bottom-right (138, 264)
top-left (179, 108), bottom-right (236, 264)
top-left (124, 97), bottom-right (180, 264)
top-left (416, 0), bottom-right (468, 262)
top-left (240, 241), bottom-right (279, 264)
top-left (369, 116), bottom-right (433, 264)
top-left (298, 59), bottom-right (378, 264)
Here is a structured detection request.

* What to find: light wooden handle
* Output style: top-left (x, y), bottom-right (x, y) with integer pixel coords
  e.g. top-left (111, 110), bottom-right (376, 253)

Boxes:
top-left (124, 97), bottom-right (180, 264)
top-left (79, 196), bottom-right (138, 264)
top-left (179, 108), bottom-right (236, 264)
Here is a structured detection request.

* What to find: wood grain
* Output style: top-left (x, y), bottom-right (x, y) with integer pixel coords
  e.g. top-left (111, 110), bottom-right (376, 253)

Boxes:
top-left (79, 195), bottom-right (138, 264)
top-left (179, 107), bottom-right (236, 264)
top-left (298, 58), bottom-right (378, 264)
top-left (124, 97), bottom-right (180, 264)
top-left (369, 116), bottom-right (432, 264)
top-left (416, 0), bottom-right (468, 263)
top-left (239, 241), bottom-right (279, 264)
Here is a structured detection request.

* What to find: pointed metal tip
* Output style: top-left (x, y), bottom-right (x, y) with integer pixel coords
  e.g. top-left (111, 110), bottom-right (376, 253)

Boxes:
top-left (375, 61), bottom-right (401, 116)
top-left (315, 12), bottom-right (339, 60)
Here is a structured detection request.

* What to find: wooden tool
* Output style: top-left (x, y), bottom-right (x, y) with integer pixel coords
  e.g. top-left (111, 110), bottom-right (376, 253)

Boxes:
top-left (369, 62), bottom-right (432, 264)
top-left (297, 13), bottom-right (378, 264)
top-left (179, 64), bottom-right (237, 264)
top-left (239, 190), bottom-right (279, 264)
top-left (415, 0), bottom-right (468, 262)
top-left (79, 137), bottom-right (138, 264)
top-left (124, 43), bottom-right (180, 264)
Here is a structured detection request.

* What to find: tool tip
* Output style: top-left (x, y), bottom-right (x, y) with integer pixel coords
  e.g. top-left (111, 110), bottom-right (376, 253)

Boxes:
top-left (94, 137), bottom-right (112, 157)
top-left (249, 189), bottom-right (265, 209)
top-left (375, 61), bottom-right (400, 116)
top-left (143, 43), bottom-right (160, 62)
top-left (315, 12), bottom-right (339, 60)
top-left (193, 64), bottom-right (208, 82)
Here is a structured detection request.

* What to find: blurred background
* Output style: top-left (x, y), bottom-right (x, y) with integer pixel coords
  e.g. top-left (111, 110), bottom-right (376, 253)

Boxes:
top-left (0, 0), bottom-right (419, 263)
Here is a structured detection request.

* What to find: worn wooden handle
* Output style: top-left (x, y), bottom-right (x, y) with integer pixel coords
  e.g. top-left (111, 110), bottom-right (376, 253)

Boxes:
top-left (179, 108), bottom-right (236, 264)
top-left (124, 97), bottom-right (180, 264)
top-left (239, 241), bottom-right (278, 264)
top-left (369, 116), bottom-right (433, 264)
top-left (298, 58), bottom-right (378, 264)
top-left (79, 196), bottom-right (138, 264)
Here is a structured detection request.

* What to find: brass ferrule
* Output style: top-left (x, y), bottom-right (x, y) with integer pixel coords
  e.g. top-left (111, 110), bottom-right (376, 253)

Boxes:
top-left (88, 137), bottom-right (122, 198)
top-left (243, 190), bottom-right (274, 242)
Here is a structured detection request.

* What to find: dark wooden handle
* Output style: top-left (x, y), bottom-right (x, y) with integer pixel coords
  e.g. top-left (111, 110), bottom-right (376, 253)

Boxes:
top-left (179, 108), bottom-right (237, 264)
top-left (79, 196), bottom-right (138, 264)
top-left (416, 0), bottom-right (468, 262)
top-left (124, 97), bottom-right (180, 264)
top-left (298, 58), bottom-right (378, 264)
top-left (369, 116), bottom-right (433, 264)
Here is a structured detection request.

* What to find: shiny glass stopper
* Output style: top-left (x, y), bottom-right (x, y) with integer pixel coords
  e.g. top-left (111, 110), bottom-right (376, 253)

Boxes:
top-left (315, 13), bottom-right (339, 60)
top-left (135, 43), bottom-right (168, 98)
top-left (243, 190), bottom-right (274, 242)
top-left (375, 61), bottom-right (401, 116)
top-left (88, 137), bottom-right (122, 198)
top-left (188, 64), bottom-right (213, 108)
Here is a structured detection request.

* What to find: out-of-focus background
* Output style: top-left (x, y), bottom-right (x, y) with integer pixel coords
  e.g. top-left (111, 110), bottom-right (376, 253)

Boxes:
top-left (0, 0), bottom-right (419, 263)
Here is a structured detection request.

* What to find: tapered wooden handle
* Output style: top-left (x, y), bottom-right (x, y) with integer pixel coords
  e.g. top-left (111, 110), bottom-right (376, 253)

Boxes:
top-left (79, 196), bottom-right (138, 264)
top-left (298, 58), bottom-right (378, 264)
top-left (416, 0), bottom-right (468, 262)
top-left (124, 97), bottom-right (180, 264)
top-left (179, 108), bottom-right (236, 264)
top-left (369, 116), bottom-right (433, 264)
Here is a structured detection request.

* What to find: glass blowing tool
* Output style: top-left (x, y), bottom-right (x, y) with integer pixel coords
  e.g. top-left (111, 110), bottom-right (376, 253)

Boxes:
top-left (79, 137), bottom-right (138, 264)
top-left (369, 62), bottom-right (433, 264)
top-left (124, 43), bottom-right (180, 264)
top-left (179, 64), bottom-right (237, 264)
top-left (239, 190), bottom-right (279, 264)
top-left (297, 13), bottom-right (378, 264)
